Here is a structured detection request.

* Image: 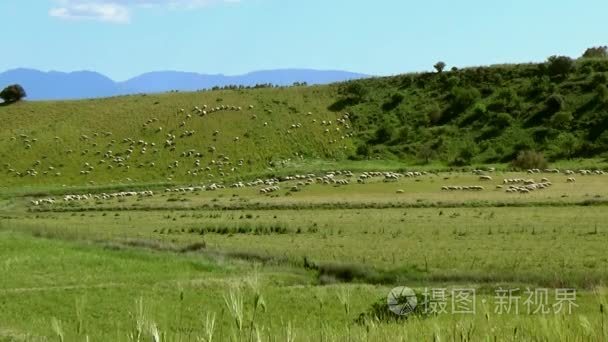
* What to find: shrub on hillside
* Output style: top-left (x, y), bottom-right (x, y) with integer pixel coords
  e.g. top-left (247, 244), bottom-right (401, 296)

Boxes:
top-left (398, 75), bottom-right (413, 89)
top-left (458, 103), bottom-right (488, 128)
top-left (545, 55), bottom-right (574, 77)
top-left (416, 142), bottom-right (436, 164)
top-left (449, 144), bottom-right (477, 166)
top-left (545, 93), bottom-right (566, 113)
top-left (396, 125), bottom-right (413, 143)
top-left (526, 76), bottom-right (554, 98)
top-left (582, 46), bottom-right (608, 59)
top-left (596, 84), bottom-right (608, 105)
top-left (355, 144), bottom-right (371, 157)
top-left (0, 84), bottom-right (26, 104)
top-left (578, 58), bottom-right (608, 75)
top-left (381, 93), bottom-right (404, 111)
top-left (550, 111), bottom-right (573, 129)
top-left (587, 73), bottom-right (608, 93)
top-left (491, 112), bottom-right (514, 129)
top-left (552, 133), bottom-right (581, 159)
top-left (446, 76), bottom-right (460, 89)
top-left (343, 83), bottom-right (368, 102)
top-left (450, 86), bottom-right (481, 114)
top-left (373, 125), bottom-right (395, 144)
top-left (329, 82), bottom-right (369, 111)
top-left (597, 130), bottom-right (608, 148)
top-left (511, 150), bottom-right (548, 170)
top-left (427, 103), bottom-right (442, 124)
top-left (489, 87), bottom-right (521, 113)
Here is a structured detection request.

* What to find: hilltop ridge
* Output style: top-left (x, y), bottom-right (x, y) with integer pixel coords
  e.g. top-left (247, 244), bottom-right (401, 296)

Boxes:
top-left (0, 68), bottom-right (368, 100)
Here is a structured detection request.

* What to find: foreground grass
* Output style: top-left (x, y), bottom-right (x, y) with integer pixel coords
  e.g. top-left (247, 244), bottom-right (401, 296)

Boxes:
top-left (0, 232), bottom-right (607, 341)
top-left (5, 204), bottom-right (608, 288)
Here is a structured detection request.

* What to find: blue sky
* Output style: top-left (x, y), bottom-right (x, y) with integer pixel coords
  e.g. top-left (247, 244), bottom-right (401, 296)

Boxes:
top-left (1, 0), bottom-right (606, 81)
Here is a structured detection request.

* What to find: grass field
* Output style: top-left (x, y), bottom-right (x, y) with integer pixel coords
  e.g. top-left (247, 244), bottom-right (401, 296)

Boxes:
top-left (2, 165), bottom-right (608, 341)
top-left (1, 229), bottom-right (607, 341)
top-left (2, 75), bottom-right (608, 340)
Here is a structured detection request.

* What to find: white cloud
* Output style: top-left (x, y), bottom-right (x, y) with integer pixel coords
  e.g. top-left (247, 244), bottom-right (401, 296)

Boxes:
top-left (49, 1), bottom-right (130, 23)
top-left (134, 0), bottom-right (240, 8)
top-left (49, 0), bottom-right (240, 23)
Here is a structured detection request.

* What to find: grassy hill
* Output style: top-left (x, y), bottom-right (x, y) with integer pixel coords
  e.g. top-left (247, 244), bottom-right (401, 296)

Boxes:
top-left (0, 86), bottom-right (354, 188)
top-left (337, 56), bottom-right (608, 165)
top-left (2, 55), bottom-right (608, 189)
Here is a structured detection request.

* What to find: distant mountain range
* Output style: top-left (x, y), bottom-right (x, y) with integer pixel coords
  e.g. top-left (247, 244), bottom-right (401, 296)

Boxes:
top-left (0, 68), bottom-right (369, 101)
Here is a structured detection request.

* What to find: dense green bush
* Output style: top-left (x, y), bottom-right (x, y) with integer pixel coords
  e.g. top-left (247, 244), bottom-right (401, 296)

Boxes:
top-left (591, 73), bottom-right (608, 87)
top-left (550, 111), bottom-right (573, 129)
top-left (373, 125), bottom-right (394, 144)
top-left (511, 150), bottom-right (548, 169)
top-left (382, 93), bottom-right (404, 111)
top-left (492, 113), bottom-right (514, 129)
top-left (596, 84), bottom-right (608, 105)
top-left (355, 144), bottom-right (370, 157)
top-left (582, 46), bottom-right (608, 59)
top-left (546, 55), bottom-right (574, 77)
top-left (0, 84), bottom-right (26, 103)
top-left (545, 93), bottom-right (566, 113)
top-left (445, 76), bottom-right (460, 89)
top-left (427, 103), bottom-right (442, 124)
top-left (416, 142), bottom-right (436, 164)
top-left (450, 86), bottom-right (481, 114)
top-left (550, 133), bottom-right (581, 159)
top-left (450, 144), bottom-right (477, 166)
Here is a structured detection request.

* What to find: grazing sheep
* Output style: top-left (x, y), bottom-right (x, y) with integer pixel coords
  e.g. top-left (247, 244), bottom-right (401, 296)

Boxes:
top-left (567, 177), bottom-right (576, 183)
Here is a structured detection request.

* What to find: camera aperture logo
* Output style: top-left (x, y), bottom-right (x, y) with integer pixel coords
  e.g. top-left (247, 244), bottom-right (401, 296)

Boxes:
top-left (387, 286), bottom-right (418, 316)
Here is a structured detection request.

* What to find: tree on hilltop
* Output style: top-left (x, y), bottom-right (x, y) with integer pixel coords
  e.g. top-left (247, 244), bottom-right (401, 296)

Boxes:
top-left (434, 61), bottom-right (446, 73)
top-left (0, 84), bottom-right (27, 104)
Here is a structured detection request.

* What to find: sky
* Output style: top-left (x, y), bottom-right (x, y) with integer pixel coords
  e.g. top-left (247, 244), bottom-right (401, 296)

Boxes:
top-left (0, 0), bottom-right (607, 81)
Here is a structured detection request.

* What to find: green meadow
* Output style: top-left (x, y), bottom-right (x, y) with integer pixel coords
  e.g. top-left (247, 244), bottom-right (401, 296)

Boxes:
top-left (2, 60), bottom-right (608, 340)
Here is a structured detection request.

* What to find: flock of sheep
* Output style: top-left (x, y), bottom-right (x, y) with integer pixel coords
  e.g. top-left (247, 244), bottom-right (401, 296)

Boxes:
top-left (32, 190), bottom-right (154, 206)
top-left (27, 165), bottom-right (608, 207)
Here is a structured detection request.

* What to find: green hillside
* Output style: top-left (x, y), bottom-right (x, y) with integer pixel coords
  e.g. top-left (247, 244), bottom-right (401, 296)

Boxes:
top-left (2, 55), bottom-right (608, 188)
top-left (0, 86), bottom-right (354, 188)
top-left (339, 56), bottom-right (608, 165)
